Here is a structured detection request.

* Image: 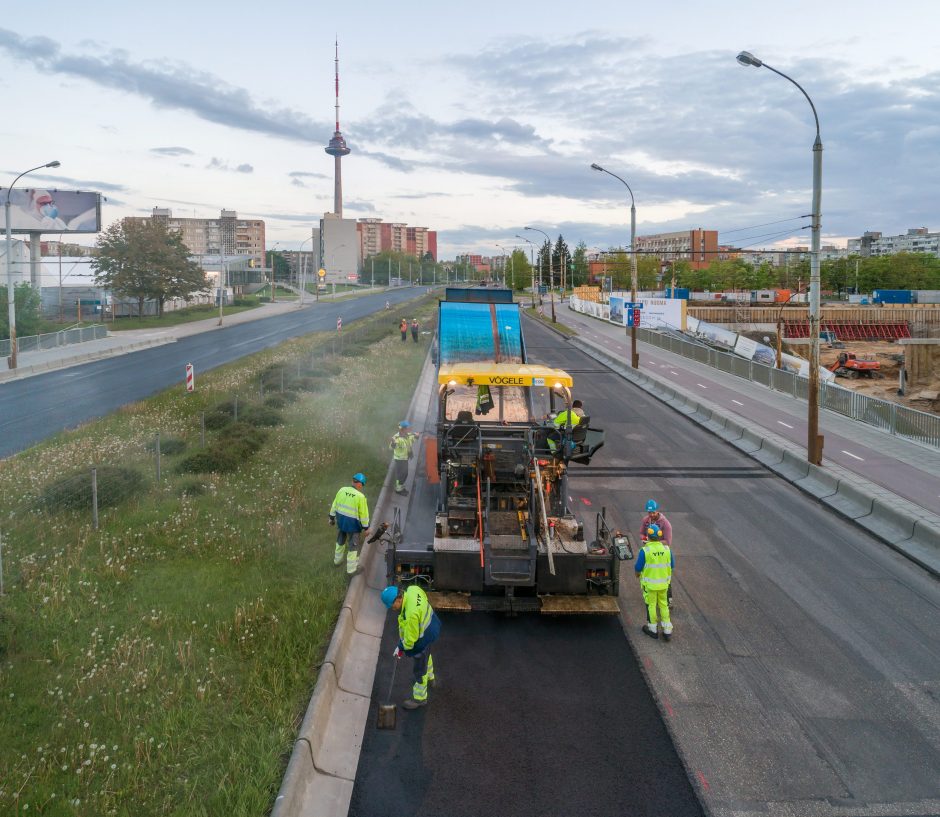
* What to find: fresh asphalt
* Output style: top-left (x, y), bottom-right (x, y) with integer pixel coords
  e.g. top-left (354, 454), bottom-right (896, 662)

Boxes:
top-left (0, 287), bottom-right (421, 458)
top-left (350, 318), bottom-right (940, 817)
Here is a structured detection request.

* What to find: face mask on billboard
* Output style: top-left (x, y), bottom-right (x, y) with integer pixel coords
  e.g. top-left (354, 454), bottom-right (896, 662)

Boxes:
top-left (40, 203), bottom-right (59, 219)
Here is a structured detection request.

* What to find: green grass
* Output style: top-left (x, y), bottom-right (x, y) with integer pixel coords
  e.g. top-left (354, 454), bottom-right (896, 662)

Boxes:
top-left (107, 302), bottom-right (262, 331)
top-left (0, 296), bottom-right (435, 815)
top-left (523, 306), bottom-right (578, 336)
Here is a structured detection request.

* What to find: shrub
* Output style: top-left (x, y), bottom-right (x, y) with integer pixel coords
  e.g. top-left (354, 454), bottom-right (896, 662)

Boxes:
top-left (263, 395), bottom-right (288, 409)
top-left (287, 376), bottom-right (325, 393)
top-left (204, 411), bottom-right (232, 430)
top-left (146, 436), bottom-right (187, 455)
top-left (310, 360), bottom-right (342, 377)
top-left (38, 466), bottom-right (146, 512)
top-left (176, 423), bottom-right (268, 474)
top-left (178, 479), bottom-right (208, 497)
top-left (240, 406), bottom-right (283, 427)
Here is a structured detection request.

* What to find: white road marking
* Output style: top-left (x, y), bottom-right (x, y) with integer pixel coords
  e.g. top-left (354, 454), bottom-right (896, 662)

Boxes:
top-left (777, 421), bottom-right (794, 429)
top-left (842, 450), bottom-right (865, 461)
top-left (696, 383), bottom-right (707, 389)
top-left (731, 399), bottom-right (744, 406)
top-left (670, 371), bottom-right (679, 376)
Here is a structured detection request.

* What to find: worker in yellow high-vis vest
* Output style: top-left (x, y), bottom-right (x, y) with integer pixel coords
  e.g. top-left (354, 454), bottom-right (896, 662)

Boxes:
top-left (635, 523), bottom-right (675, 640)
top-left (389, 421), bottom-right (419, 495)
top-left (329, 473), bottom-right (370, 577)
top-left (381, 584), bottom-right (441, 709)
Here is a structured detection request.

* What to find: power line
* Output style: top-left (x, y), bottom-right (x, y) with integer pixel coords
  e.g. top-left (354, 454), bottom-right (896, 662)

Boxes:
top-left (719, 214), bottom-right (810, 236)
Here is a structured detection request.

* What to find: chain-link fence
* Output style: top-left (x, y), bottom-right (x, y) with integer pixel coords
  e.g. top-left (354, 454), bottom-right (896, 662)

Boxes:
top-left (0, 324), bottom-right (108, 357)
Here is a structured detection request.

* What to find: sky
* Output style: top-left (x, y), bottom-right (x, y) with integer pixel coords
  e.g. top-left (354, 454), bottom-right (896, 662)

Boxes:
top-left (1, 0), bottom-right (938, 258)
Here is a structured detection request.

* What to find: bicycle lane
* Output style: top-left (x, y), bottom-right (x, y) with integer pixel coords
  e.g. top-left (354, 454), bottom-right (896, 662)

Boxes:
top-left (561, 307), bottom-right (940, 514)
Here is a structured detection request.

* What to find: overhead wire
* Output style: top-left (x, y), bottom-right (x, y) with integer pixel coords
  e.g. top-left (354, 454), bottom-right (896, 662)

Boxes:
top-left (719, 214), bottom-right (810, 236)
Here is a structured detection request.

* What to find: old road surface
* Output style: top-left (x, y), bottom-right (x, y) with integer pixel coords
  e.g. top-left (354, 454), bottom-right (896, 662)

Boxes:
top-left (350, 317), bottom-right (940, 817)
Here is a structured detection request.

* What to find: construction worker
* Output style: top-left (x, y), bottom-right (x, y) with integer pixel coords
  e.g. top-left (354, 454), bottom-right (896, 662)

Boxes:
top-left (382, 584), bottom-right (441, 709)
top-left (553, 399), bottom-right (585, 429)
top-left (390, 421), bottom-right (419, 495)
top-left (640, 498), bottom-right (674, 607)
top-left (635, 524), bottom-right (674, 641)
top-left (410, 318), bottom-right (420, 343)
top-left (400, 318), bottom-right (408, 342)
top-left (329, 473), bottom-right (370, 577)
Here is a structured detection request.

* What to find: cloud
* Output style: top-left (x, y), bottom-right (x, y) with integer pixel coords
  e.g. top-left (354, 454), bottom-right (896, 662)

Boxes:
top-left (150, 146), bottom-right (194, 156)
top-left (289, 170), bottom-right (329, 179)
top-left (345, 199), bottom-right (376, 213)
top-left (206, 157), bottom-right (253, 173)
top-left (3, 171), bottom-right (128, 193)
top-left (0, 27), bottom-right (328, 144)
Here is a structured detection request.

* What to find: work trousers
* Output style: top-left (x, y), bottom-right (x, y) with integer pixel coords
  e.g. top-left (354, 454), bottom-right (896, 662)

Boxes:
top-left (411, 328), bottom-right (418, 342)
top-left (334, 530), bottom-right (362, 574)
top-left (406, 613), bottom-right (441, 701)
top-left (642, 585), bottom-right (672, 633)
top-left (401, 330), bottom-right (407, 342)
top-left (394, 458), bottom-right (409, 490)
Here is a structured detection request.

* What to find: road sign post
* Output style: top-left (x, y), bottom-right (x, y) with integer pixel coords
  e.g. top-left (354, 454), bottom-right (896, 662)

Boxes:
top-left (185, 363), bottom-right (195, 393)
top-left (336, 317), bottom-right (342, 332)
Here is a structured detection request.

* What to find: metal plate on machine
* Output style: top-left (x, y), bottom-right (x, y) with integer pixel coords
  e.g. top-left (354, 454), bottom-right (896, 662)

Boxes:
top-left (427, 591), bottom-right (472, 612)
top-left (434, 536), bottom-right (481, 553)
top-left (539, 596), bottom-right (621, 615)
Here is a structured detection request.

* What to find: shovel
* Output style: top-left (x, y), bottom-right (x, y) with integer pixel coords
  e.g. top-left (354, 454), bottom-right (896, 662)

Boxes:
top-left (376, 658), bottom-right (399, 729)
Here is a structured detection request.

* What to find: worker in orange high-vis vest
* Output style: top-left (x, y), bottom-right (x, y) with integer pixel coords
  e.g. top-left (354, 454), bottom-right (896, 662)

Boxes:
top-left (635, 523), bottom-right (675, 641)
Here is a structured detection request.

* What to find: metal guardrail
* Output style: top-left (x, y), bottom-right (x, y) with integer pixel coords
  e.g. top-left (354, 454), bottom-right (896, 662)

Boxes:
top-left (0, 324), bottom-right (108, 358)
top-left (634, 326), bottom-right (940, 449)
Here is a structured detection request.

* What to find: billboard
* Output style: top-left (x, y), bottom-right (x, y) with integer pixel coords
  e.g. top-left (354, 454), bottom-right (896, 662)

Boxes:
top-left (638, 297), bottom-right (686, 330)
top-left (0, 188), bottom-right (101, 234)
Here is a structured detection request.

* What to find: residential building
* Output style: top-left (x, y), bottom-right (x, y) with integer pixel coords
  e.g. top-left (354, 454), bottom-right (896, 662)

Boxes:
top-left (320, 213), bottom-right (358, 283)
top-left (124, 208), bottom-right (266, 266)
top-left (635, 228), bottom-right (717, 270)
top-left (847, 227), bottom-right (940, 257)
top-left (356, 218), bottom-right (438, 261)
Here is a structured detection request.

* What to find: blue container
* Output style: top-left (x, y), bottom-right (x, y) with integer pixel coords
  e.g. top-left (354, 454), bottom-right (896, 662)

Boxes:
top-left (872, 289), bottom-right (913, 304)
top-left (665, 287), bottom-right (689, 299)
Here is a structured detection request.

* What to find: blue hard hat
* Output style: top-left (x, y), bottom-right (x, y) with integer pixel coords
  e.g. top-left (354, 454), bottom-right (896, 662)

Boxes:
top-left (352, 472), bottom-right (366, 485)
top-left (381, 586), bottom-right (399, 608)
top-left (646, 524), bottom-right (662, 539)
top-left (645, 499), bottom-right (658, 512)
top-left (399, 421), bottom-right (410, 428)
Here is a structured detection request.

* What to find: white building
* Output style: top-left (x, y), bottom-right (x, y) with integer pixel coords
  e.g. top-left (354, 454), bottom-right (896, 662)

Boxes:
top-left (320, 213), bottom-right (359, 284)
top-left (847, 228), bottom-right (940, 257)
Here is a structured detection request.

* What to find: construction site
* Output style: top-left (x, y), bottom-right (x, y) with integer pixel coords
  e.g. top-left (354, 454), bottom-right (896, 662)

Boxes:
top-left (691, 303), bottom-right (940, 415)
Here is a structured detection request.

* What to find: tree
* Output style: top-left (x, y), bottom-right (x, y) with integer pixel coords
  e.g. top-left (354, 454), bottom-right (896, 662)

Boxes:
top-left (506, 249), bottom-right (531, 290)
top-left (93, 220), bottom-right (207, 317)
top-left (571, 241), bottom-right (588, 288)
top-left (0, 282), bottom-right (42, 340)
top-left (268, 251), bottom-right (290, 285)
top-left (552, 235), bottom-right (572, 289)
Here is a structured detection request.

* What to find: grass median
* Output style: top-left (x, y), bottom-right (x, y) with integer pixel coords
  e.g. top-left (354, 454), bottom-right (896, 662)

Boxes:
top-left (0, 298), bottom-right (436, 816)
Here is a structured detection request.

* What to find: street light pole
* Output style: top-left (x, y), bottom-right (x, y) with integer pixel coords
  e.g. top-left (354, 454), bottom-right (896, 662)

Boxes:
top-left (737, 50), bottom-right (824, 465)
top-left (516, 235), bottom-right (538, 307)
top-left (5, 160), bottom-right (60, 368)
top-left (590, 163), bottom-right (639, 368)
top-left (298, 232), bottom-right (315, 307)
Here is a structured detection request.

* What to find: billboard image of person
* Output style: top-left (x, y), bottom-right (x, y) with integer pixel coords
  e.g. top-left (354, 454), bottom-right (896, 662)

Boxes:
top-left (0, 189), bottom-right (101, 233)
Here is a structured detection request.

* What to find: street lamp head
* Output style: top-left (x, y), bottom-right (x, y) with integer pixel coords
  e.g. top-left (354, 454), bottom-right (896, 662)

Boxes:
top-left (736, 51), bottom-right (762, 68)
top-left (590, 163), bottom-right (604, 172)
top-left (45, 160), bottom-right (61, 169)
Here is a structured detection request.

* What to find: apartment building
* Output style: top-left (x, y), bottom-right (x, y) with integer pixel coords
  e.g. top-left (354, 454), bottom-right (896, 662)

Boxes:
top-left (356, 218), bottom-right (438, 261)
top-left (125, 208), bottom-right (266, 266)
top-left (848, 228), bottom-right (940, 257)
top-left (635, 228), bottom-right (717, 270)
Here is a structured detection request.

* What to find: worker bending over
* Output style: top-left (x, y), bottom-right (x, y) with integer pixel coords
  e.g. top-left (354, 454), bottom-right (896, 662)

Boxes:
top-left (635, 523), bottom-right (674, 641)
top-left (382, 584), bottom-right (441, 709)
top-left (329, 473), bottom-right (370, 577)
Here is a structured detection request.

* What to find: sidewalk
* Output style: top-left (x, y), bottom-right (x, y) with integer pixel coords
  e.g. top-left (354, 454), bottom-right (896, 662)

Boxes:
top-left (0, 288), bottom-right (388, 384)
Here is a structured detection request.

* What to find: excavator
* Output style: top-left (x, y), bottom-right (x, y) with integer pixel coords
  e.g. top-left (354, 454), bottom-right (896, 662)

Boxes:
top-left (829, 351), bottom-right (882, 379)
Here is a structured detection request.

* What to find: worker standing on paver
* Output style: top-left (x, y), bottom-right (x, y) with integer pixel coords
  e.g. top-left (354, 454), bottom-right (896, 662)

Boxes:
top-left (635, 523), bottom-right (674, 641)
top-left (400, 318), bottom-right (408, 342)
top-left (381, 584), bottom-right (441, 709)
top-left (410, 318), bottom-right (420, 343)
top-left (390, 421), bottom-right (419, 495)
top-left (329, 473), bottom-right (370, 577)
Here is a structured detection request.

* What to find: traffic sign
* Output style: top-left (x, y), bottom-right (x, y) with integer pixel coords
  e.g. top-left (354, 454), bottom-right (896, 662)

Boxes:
top-left (318, 268), bottom-right (326, 278)
top-left (624, 302), bottom-right (644, 309)
top-left (185, 363), bottom-right (195, 393)
top-left (336, 317), bottom-right (342, 332)
top-left (627, 308), bottom-right (641, 327)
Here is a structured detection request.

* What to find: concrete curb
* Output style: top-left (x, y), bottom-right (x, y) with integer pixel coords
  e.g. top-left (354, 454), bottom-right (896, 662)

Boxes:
top-left (569, 334), bottom-right (940, 579)
top-left (271, 345), bottom-right (437, 817)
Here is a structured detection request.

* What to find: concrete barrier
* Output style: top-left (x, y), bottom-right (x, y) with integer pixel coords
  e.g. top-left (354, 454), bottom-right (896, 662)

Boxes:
top-left (769, 449), bottom-right (811, 482)
top-left (858, 498), bottom-right (917, 542)
top-left (907, 520), bottom-right (940, 573)
top-left (793, 465), bottom-right (839, 499)
top-left (823, 480), bottom-right (875, 519)
top-left (752, 438), bottom-right (785, 467)
top-left (730, 427), bottom-right (763, 454)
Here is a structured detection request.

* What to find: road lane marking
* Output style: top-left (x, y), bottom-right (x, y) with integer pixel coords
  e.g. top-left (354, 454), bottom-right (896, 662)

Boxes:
top-left (842, 450), bottom-right (865, 461)
top-left (732, 399), bottom-right (744, 406)
top-left (670, 370), bottom-right (679, 376)
top-left (696, 383), bottom-right (707, 389)
top-left (777, 421), bottom-right (794, 429)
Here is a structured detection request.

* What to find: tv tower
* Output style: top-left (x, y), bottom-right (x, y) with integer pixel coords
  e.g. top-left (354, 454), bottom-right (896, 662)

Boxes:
top-left (324, 40), bottom-right (351, 217)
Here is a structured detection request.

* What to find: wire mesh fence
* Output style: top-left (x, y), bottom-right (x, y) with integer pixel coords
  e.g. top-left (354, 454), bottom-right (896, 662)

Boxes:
top-left (0, 324), bottom-right (108, 357)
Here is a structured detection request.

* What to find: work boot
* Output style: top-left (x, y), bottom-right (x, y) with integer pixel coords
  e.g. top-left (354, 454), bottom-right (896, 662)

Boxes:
top-left (395, 487), bottom-right (409, 496)
top-left (402, 698), bottom-right (427, 710)
top-left (662, 630), bottom-right (672, 642)
top-left (346, 566), bottom-right (364, 578)
top-left (642, 624), bottom-right (659, 640)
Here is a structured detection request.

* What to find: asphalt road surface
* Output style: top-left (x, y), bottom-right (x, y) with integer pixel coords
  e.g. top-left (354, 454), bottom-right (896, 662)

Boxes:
top-left (563, 307), bottom-right (940, 515)
top-left (0, 287), bottom-right (421, 458)
top-left (352, 318), bottom-right (940, 817)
